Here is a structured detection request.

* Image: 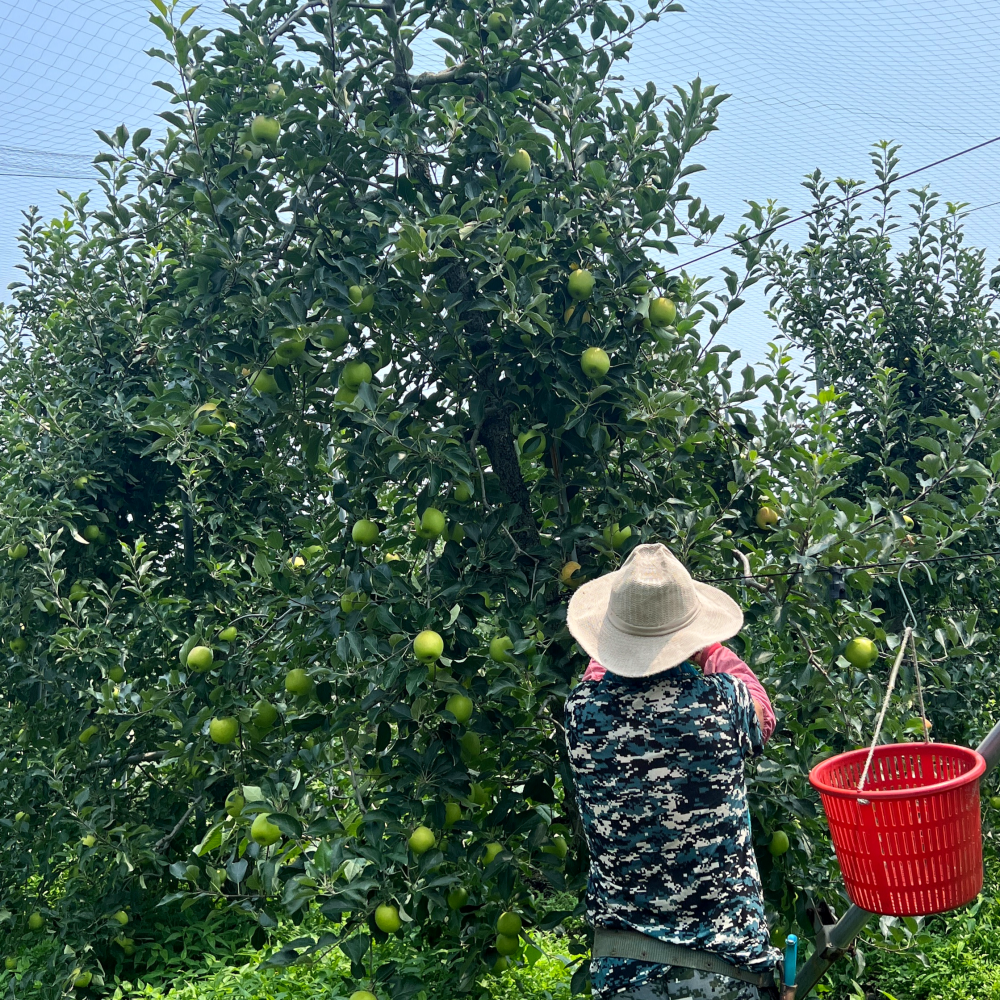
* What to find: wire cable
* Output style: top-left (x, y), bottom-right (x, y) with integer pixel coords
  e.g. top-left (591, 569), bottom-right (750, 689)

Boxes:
top-left (666, 132), bottom-right (1000, 274)
top-left (695, 546), bottom-right (1000, 587)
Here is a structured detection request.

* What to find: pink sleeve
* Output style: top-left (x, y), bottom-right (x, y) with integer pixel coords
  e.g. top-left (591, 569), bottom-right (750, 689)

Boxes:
top-left (581, 658), bottom-right (606, 683)
top-left (700, 644), bottom-right (776, 743)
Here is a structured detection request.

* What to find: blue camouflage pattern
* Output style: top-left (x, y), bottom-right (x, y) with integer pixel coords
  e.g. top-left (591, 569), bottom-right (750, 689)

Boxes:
top-left (565, 661), bottom-right (781, 1000)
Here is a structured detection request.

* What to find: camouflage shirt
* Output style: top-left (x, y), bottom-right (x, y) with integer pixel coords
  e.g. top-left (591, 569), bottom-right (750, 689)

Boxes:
top-left (565, 662), bottom-right (780, 999)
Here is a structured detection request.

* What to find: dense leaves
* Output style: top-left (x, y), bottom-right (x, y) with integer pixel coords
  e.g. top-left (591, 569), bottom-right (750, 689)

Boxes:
top-left (2, 2), bottom-right (1000, 997)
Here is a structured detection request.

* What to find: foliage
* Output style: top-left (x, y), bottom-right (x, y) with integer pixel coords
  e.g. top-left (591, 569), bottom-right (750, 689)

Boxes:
top-left (836, 861), bottom-right (1000, 1000)
top-left (4, 1), bottom-right (1000, 997)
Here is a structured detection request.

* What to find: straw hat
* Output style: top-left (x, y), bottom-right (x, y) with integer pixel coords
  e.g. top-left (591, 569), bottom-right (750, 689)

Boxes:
top-left (567, 543), bottom-right (743, 677)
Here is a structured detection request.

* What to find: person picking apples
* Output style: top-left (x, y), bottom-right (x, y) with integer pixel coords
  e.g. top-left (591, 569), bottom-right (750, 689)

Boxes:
top-left (565, 543), bottom-right (782, 1000)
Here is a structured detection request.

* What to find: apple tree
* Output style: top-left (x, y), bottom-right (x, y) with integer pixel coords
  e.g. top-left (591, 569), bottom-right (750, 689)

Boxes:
top-left (0, 0), bottom-right (778, 993)
top-left (4, 1), bottom-right (1000, 995)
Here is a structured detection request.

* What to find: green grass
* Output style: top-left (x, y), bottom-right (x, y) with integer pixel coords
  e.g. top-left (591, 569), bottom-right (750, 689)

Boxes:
top-left (8, 882), bottom-right (1000, 999)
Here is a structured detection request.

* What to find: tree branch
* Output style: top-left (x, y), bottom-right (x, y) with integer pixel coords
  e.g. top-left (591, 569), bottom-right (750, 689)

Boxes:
top-left (269, 0), bottom-right (330, 42)
top-left (410, 61), bottom-right (483, 90)
top-left (154, 801), bottom-right (197, 854)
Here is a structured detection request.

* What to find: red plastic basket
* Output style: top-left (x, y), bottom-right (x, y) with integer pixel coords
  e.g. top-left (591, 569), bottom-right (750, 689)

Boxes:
top-left (809, 742), bottom-right (986, 916)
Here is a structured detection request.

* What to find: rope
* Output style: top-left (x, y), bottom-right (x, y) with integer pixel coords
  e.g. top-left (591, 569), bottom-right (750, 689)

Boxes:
top-left (857, 626), bottom-right (912, 797)
top-left (857, 563), bottom-right (931, 796)
top-left (895, 559), bottom-right (931, 745)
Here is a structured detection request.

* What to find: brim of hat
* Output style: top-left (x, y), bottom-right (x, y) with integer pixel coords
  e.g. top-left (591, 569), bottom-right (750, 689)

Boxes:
top-left (567, 570), bottom-right (744, 677)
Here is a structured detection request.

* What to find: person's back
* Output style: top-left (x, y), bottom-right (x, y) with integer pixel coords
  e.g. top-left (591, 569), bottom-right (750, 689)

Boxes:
top-left (562, 543), bottom-right (781, 1000)
top-left (566, 663), bottom-right (777, 999)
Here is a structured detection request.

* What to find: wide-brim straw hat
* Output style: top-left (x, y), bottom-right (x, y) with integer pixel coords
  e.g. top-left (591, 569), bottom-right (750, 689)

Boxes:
top-left (567, 543), bottom-right (743, 677)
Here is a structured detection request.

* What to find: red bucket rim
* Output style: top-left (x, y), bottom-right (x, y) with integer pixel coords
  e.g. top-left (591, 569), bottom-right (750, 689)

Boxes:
top-left (808, 742), bottom-right (986, 801)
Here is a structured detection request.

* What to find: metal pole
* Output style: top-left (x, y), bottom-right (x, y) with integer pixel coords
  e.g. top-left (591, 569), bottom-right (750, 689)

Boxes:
top-left (976, 719), bottom-right (1000, 776)
top-left (794, 724), bottom-right (1000, 996)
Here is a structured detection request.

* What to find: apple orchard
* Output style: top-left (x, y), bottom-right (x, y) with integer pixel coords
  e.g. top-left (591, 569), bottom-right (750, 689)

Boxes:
top-left (2, 0), bottom-right (1000, 996)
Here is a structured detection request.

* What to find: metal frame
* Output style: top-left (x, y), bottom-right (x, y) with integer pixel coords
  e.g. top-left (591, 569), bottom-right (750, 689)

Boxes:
top-left (792, 720), bottom-right (1000, 996)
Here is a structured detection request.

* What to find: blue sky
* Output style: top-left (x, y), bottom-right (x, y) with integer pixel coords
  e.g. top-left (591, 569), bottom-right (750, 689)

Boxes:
top-left (3, 0), bottom-right (1000, 368)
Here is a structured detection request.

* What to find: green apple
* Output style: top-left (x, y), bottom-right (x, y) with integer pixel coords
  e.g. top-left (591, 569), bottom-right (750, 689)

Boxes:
top-left (590, 222), bottom-right (611, 247)
top-left (496, 933), bottom-right (519, 955)
top-left (612, 525), bottom-right (633, 548)
top-left (487, 10), bottom-right (511, 38)
top-left (251, 812), bottom-right (281, 846)
top-left (186, 645), bottom-right (214, 672)
top-left (648, 296), bottom-right (677, 327)
top-left (9, 637), bottom-right (26, 653)
top-left (541, 834), bottom-right (568, 859)
top-left (209, 717), bottom-right (239, 745)
top-left (445, 694), bottom-right (474, 724)
top-left (755, 506), bottom-right (779, 529)
top-left (112, 910), bottom-right (129, 926)
top-left (219, 626), bottom-right (238, 642)
top-left (844, 637), bottom-right (878, 669)
top-left (73, 970), bottom-right (93, 988)
top-left (489, 635), bottom-right (513, 663)
top-left (408, 825), bottom-right (436, 855)
top-left (581, 347), bottom-right (610, 380)
top-left (419, 507), bottom-right (446, 537)
top-left (109, 665), bottom-right (125, 683)
top-left (73, 476), bottom-right (89, 489)
top-left (567, 268), bottom-right (594, 300)
top-left (517, 429), bottom-right (546, 458)
top-left (14, 811), bottom-right (28, 824)
top-left (285, 668), bottom-right (313, 696)
top-left (341, 591), bottom-right (369, 613)
top-left (447, 887), bottom-right (468, 910)
top-left (302, 544), bottom-right (324, 561)
top-left (352, 519), bottom-right (380, 546)
top-left (469, 783), bottom-right (490, 806)
top-left (414, 629), bottom-right (444, 663)
top-left (28, 912), bottom-right (44, 931)
top-left (341, 360), bottom-right (373, 390)
top-left (83, 525), bottom-right (102, 542)
top-left (460, 731), bottom-right (481, 761)
top-left (508, 148), bottom-right (531, 172)
top-left (769, 830), bottom-right (790, 856)
top-left (250, 115), bottom-right (280, 143)
top-left (249, 371), bottom-right (279, 395)
top-left (184, 864), bottom-right (200, 882)
top-left (8, 543), bottom-right (28, 560)
top-left (497, 911), bottom-right (522, 936)
top-left (81, 834), bottom-right (97, 848)
top-left (348, 284), bottom-right (364, 304)
top-left (350, 992), bottom-right (377, 1000)
top-left (374, 903), bottom-right (401, 933)
top-left (454, 482), bottom-right (473, 503)
top-left (225, 790), bottom-right (245, 817)
top-left (483, 841), bottom-right (504, 864)
top-left (319, 323), bottom-right (350, 352)
top-left (4, 957), bottom-right (15, 970)
top-left (444, 801), bottom-right (462, 826)
top-left (273, 338), bottom-right (305, 364)
top-left (253, 700), bottom-right (279, 729)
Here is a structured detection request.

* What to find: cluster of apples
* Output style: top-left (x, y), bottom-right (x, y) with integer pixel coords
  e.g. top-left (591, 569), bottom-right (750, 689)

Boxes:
top-left (564, 264), bottom-right (677, 385)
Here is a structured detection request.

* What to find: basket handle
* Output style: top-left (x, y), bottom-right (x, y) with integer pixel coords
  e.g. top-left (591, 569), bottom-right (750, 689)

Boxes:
top-left (856, 625), bottom-right (912, 796)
